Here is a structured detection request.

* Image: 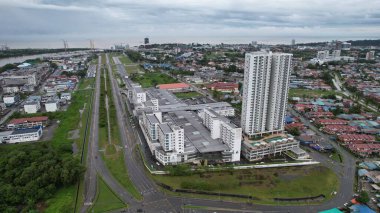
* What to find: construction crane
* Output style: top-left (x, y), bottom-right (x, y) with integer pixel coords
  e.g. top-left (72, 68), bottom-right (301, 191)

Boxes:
top-left (89, 39), bottom-right (95, 51)
top-left (62, 40), bottom-right (68, 52)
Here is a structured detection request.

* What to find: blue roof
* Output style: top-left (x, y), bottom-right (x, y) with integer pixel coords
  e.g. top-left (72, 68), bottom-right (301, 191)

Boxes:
top-left (350, 204), bottom-right (376, 213)
top-left (358, 169), bottom-right (369, 177)
top-left (359, 162), bottom-right (378, 170)
top-left (11, 127), bottom-right (41, 135)
top-left (285, 116), bottom-right (294, 124)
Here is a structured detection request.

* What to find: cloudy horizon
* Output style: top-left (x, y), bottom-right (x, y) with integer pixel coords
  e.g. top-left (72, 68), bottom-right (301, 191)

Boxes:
top-left (1, 0), bottom-right (380, 48)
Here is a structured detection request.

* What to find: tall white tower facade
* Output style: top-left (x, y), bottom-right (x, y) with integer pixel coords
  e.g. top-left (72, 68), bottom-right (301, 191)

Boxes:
top-left (241, 51), bottom-right (292, 137)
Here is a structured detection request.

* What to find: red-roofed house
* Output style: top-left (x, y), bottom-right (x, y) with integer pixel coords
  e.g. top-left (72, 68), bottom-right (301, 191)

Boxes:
top-left (323, 125), bottom-right (358, 135)
top-left (305, 111), bottom-right (334, 119)
top-left (7, 116), bottom-right (49, 129)
top-left (157, 83), bottom-right (190, 92)
top-left (347, 144), bottom-right (380, 157)
top-left (338, 134), bottom-right (376, 144)
top-left (316, 119), bottom-right (348, 126)
top-left (285, 123), bottom-right (306, 131)
top-left (207, 82), bottom-right (239, 94)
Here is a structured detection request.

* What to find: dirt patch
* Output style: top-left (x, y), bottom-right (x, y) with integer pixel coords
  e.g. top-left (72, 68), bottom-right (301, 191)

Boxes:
top-left (67, 129), bottom-right (80, 140)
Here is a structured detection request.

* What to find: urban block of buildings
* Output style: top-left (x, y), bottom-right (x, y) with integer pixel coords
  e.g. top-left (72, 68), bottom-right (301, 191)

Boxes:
top-left (124, 50), bottom-right (308, 165)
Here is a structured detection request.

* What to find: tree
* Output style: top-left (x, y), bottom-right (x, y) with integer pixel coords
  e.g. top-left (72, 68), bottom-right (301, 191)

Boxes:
top-left (288, 127), bottom-right (301, 136)
top-left (331, 106), bottom-right (344, 116)
top-left (0, 143), bottom-right (85, 211)
top-left (0, 63), bottom-right (17, 73)
top-left (356, 191), bottom-right (369, 203)
top-left (349, 105), bottom-right (362, 114)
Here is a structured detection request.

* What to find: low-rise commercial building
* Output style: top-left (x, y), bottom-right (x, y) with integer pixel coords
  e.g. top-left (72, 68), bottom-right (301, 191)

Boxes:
top-left (60, 93), bottom-right (71, 101)
top-left (242, 134), bottom-right (300, 161)
top-left (24, 101), bottom-right (41, 114)
top-left (4, 127), bottom-right (43, 143)
top-left (157, 83), bottom-right (191, 92)
top-left (45, 101), bottom-right (59, 112)
top-left (3, 95), bottom-right (20, 106)
top-left (207, 82), bottom-right (239, 94)
top-left (24, 102), bottom-right (41, 114)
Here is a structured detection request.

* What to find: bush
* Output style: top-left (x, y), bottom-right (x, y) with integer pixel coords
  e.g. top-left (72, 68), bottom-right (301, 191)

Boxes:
top-left (356, 191), bottom-right (369, 203)
top-left (166, 164), bottom-right (191, 176)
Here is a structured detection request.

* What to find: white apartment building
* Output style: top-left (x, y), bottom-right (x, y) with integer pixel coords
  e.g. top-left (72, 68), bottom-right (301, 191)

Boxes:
top-left (317, 50), bottom-right (329, 60)
top-left (142, 113), bottom-right (160, 141)
top-left (202, 108), bottom-right (241, 162)
top-left (241, 51), bottom-right (292, 137)
top-left (158, 123), bottom-right (184, 153)
top-left (331, 50), bottom-right (341, 58)
top-left (366, 51), bottom-right (375, 60)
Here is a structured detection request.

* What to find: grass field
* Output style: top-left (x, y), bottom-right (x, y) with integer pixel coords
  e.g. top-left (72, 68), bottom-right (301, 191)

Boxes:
top-left (153, 165), bottom-right (338, 204)
top-left (44, 77), bottom-right (95, 212)
top-left (131, 72), bottom-right (178, 88)
top-left (174, 91), bottom-right (202, 99)
top-left (116, 54), bottom-right (141, 74)
top-left (289, 88), bottom-right (340, 98)
top-left (91, 177), bottom-right (127, 213)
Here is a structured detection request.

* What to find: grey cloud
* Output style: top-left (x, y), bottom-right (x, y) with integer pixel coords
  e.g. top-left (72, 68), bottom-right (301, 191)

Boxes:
top-left (0, 0), bottom-right (379, 47)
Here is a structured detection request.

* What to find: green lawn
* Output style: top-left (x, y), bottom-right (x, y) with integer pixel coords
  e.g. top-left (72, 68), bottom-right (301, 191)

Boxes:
top-left (153, 166), bottom-right (338, 204)
top-left (91, 177), bottom-right (127, 213)
top-left (131, 72), bottom-right (178, 88)
top-left (289, 88), bottom-right (340, 98)
top-left (174, 91), bottom-right (202, 99)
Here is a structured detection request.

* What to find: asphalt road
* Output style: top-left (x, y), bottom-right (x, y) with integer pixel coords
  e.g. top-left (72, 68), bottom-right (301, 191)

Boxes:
top-left (83, 54), bottom-right (358, 213)
top-left (81, 55), bottom-right (101, 212)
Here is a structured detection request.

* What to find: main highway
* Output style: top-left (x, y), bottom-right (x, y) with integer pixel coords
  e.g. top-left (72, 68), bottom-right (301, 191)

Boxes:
top-left (81, 53), bottom-right (357, 213)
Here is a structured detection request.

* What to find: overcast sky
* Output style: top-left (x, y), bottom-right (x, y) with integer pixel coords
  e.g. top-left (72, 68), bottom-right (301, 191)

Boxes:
top-left (1, 0), bottom-right (380, 48)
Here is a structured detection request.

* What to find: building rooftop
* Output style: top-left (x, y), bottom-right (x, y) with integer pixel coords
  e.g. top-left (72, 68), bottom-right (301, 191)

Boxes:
top-left (245, 134), bottom-right (295, 147)
top-left (164, 111), bottom-right (228, 153)
top-left (157, 82), bottom-right (190, 90)
top-left (11, 127), bottom-right (41, 135)
top-left (159, 123), bottom-right (172, 134)
top-left (9, 116), bottom-right (48, 125)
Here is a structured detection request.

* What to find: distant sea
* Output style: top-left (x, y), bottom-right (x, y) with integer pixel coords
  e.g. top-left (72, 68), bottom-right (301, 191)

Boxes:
top-left (3, 36), bottom-right (380, 49)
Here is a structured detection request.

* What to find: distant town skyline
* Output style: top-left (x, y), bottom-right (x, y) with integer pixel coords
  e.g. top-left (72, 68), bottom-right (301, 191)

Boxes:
top-left (0, 0), bottom-right (380, 48)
